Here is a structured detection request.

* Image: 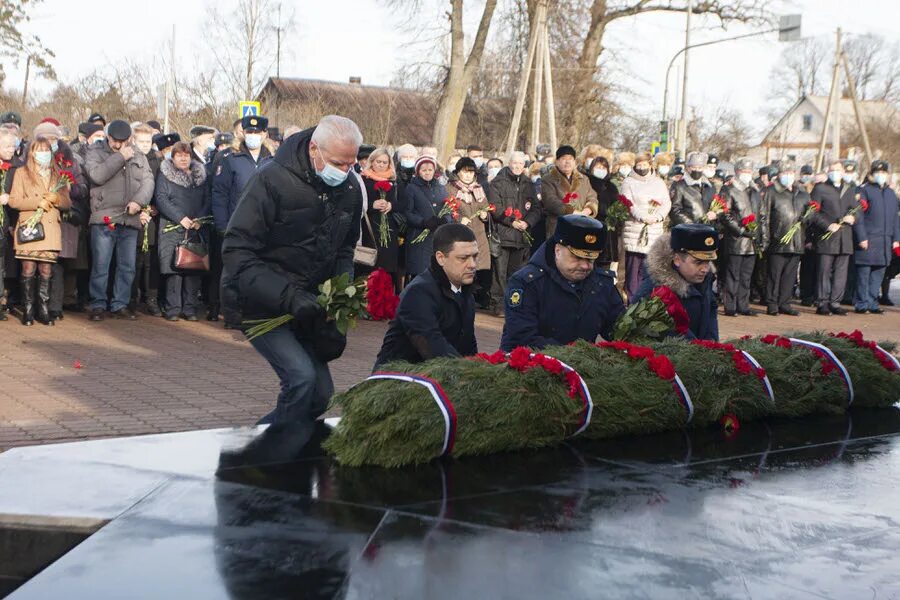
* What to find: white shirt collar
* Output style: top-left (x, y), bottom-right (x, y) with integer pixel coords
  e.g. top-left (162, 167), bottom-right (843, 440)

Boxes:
top-left (450, 283), bottom-right (462, 294)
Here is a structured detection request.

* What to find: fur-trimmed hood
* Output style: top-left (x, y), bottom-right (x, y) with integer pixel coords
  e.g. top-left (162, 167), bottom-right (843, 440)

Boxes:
top-left (645, 233), bottom-right (691, 298)
top-left (160, 158), bottom-right (206, 188)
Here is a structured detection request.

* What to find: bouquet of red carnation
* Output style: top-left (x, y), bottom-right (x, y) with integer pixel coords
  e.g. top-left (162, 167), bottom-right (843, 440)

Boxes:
top-left (22, 170), bottom-right (75, 232)
top-left (54, 152), bottom-right (73, 169)
top-left (412, 197), bottom-right (458, 244)
top-left (604, 194), bottom-right (632, 233)
top-left (365, 268), bottom-right (399, 321)
top-left (505, 206), bottom-right (533, 245)
top-left (701, 195), bottom-right (728, 223)
top-left (741, 213), bottom-right (762, 258)
top-left (821, 197), bottom-right (867, 240)
top-left (650, 286), bottom-right (690, 335)
top-left (373, 180), bottom-right (393, 248)
top-left (562, 192), bottom-right (579, 205)
top-left (780, 200), bottom-right (820, 245)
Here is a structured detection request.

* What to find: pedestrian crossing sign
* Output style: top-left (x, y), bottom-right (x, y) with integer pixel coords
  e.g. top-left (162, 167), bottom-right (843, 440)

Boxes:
top-left (239, 101), bottom-right (261, 118)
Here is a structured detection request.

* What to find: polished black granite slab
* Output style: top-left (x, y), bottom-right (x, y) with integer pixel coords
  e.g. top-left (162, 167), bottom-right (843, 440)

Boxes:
top-left (3, 408), bottom-right (900, 599)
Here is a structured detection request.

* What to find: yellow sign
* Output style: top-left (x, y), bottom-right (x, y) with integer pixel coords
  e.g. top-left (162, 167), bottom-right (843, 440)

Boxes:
top-left (651, 142), bottom-right (661, 155)
top-left (238, 101), bottom-right (261, 118)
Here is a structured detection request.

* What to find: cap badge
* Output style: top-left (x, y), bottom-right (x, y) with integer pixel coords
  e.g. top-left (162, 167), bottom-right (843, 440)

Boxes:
top-left (250, 118), bottom-right (258, 126)
top-left (704, 237), bottom-right (715, 247)
top-left (584, 234), bottom-right (597, 244)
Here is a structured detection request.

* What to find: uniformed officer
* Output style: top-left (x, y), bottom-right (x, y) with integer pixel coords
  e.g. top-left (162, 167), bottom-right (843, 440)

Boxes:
top-left (500, 214), bottom-right (625, 351)
top-left (633, 223), bottom-right (719, 340)
top-left (211, 115), bottom-right (273, 327)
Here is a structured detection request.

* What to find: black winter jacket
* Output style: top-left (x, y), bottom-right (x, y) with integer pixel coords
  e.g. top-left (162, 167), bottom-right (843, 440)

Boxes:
top-left (809, 181), bottom-right (857, 255)
top-left (720, 182), bottom-right (768, 256)
top-left (155, 159), bottom-right (210, 275)
top-left (489, 166), bottom-right (539, 249)
top-left (221, 127), bottom-right (363, 323)
top-left (375, 263), bottom-right (477, 368)
top-left (669, 177), bottom-right (714, 225)
top-left (764, 182), bottom-right (811, 255)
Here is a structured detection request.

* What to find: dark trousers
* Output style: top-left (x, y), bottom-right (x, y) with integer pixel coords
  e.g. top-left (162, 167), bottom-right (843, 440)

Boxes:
top-left (491, 246), bottom-right (529, 309)
top-left (882, 259), bottom-right (899, 300)
top-left (206, 231), bottom-right (223, 309)
top-left (817, 254), bottom-right (849, 308)
top-left (625, 251), bottom-right (646, 302)
top-left (751, 255), bottom-right (767, 304)
top-left (133, 247), bottom-right (160, 306)
top-left (90, 225), bottom-right (138, 312)
top-left (854, 265), bottom-right (886, 310)
top-left (724, 254), bottom-right (756, 313)
top-left (474, 268), bottom-right (492, 309)
top-left (767, 253), bottom-right (800, 310)
top-left (164, 273), bottom-right (201, 318)
top-left (249, 325), bottom-right (334, 426)
top-left (799, 248), bottom-right (817, 304)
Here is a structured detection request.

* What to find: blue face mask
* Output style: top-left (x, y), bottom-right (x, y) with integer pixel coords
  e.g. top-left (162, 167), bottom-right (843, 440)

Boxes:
top-left (400, 158), bottom-right (415, 169)
top-left (206, 142), bottom-right (216, 152)
top-left (51, 141), bottom-right (59, 153)
top-left (13, 137), bottom-right (20, 150)
top-left (874, 173), bottom-right (888, 186)
top-left (34, 151), bottom-right (52, 166)
top-left (778, 174), bottom-right (794, 188)
top-left (314, 147), bottom-right (348, 187)
top-left (244, 134), bottom-right (262, 150)
top-left (828, 171), bottom-right (842, 184)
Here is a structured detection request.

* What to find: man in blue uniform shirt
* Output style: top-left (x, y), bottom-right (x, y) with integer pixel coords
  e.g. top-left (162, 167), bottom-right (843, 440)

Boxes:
top-left (500, 214), bottom-right (625, 351)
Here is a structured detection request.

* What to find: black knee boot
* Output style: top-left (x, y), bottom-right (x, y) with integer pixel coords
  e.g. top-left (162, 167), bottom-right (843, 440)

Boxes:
top-left (21, 275), bottom-right (35, 326)
top-left (36, 275), bottom-right (54, 326)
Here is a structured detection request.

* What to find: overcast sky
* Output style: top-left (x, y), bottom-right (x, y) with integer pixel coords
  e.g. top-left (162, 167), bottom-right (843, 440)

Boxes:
top-left (7, 0), bottom-right (900, 144)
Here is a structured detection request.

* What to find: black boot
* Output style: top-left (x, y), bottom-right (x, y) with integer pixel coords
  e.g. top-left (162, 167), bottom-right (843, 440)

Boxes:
top-left (21, 276), bottom-right (35, 326)
top-left (36, 276), bottom-right (54, 326)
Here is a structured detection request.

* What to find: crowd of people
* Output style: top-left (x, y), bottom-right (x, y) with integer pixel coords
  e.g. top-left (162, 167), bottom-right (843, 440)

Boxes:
top-left (0, 108), bottom-right (897, 336)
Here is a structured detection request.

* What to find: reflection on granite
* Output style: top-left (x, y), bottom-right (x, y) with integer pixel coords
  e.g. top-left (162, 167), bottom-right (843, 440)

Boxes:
top-left (4, 408), bottom-right (900, 599)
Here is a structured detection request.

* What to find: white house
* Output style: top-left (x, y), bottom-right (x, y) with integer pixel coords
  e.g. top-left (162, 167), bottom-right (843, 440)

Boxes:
top-left (752, 95), bottom-right (897, 167)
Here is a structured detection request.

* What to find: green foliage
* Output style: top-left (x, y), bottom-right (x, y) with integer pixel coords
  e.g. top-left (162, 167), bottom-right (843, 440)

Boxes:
top-left (317, 273), bottom-right (368, 336)
top-left (612, 296), bottom-right (673, 342)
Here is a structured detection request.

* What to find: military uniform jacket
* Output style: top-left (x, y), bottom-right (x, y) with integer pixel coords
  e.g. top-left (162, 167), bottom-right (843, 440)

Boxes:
top-left (500, 242), bottom-right (625, 351)
top-left (669, 177), bottom-right (714, 225)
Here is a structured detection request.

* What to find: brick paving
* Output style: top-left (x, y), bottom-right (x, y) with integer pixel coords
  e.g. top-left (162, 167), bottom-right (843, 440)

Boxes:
top-left (1, 288), bottom-right (898, 451)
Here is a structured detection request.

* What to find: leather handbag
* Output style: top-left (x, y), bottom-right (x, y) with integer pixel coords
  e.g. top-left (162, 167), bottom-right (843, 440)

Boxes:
top-left (16, 221), bottom-right (45, 244)
top-left (174, 229), bottom-right (210, 271)
top-left (353, 211), bottom-right (378, 267)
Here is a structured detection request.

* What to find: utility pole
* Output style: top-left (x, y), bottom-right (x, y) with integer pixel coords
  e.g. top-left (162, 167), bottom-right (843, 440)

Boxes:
top-left (276, 3), bottom-right (282, 78)
top-left (542, 26), bottom-right (557, 150)
top-left (830, 29), bottom-right (841, 164)
top-left (528, 3), bottom-right (547, 155)
top-left (505, 0), bottom-right (544, 155)
top-left (164, 25), bottom-right (175, 133)
top-left (678, 0), bottom-right (692, 159)
top-left (21, 55), bottom-right (32, 106)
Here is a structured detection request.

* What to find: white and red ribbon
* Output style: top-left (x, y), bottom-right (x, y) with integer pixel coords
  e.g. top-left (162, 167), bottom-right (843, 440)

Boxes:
top-left (529, 354), bottom-right (594, 437)
top-left (875, 344), bottom-right (900, 372)
top-left (369, 372), bottom-right (457, 456)
top-left (740, 350), bottom-right (776, 404)
top-left (671, 374), bottom-right (694, 423)
top-left (788, 338), bottom-right (855, 405)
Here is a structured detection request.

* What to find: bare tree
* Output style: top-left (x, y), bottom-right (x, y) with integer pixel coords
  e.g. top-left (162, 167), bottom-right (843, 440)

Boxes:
top-left (688, 104), bottom-right (753, 160)
top-left (0, 0), bottom-right (55, 93)
top-left (206, 0), bottom-right (296, 101)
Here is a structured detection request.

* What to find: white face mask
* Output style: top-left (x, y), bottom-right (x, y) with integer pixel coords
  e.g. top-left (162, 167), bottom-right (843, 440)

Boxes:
top-left (703, 168), bottom-right (715, 179)
top-left (473, 157), bottom-right (485, 168)
top-left (619, 166), bottom-right (632, 177)
top-left (842, 173), bottom-right (855, 183)
top-left (738, 173), bottom-right (752, 185)
top-left (592, 168), bottom-right (607, 179)
top-left (658, 166), bottom-right (670, 176)
top-left (488, 167), bottom-right (501, 179)
top-left (245, 133), bottom-right (262, 150)
top-left (828, 171), bottom-right (842, 184)
top-left (531, 175), bottom-right (540, 183)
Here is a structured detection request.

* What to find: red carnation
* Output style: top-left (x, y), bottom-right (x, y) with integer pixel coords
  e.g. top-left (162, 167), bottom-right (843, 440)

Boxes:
top-left (508, 347), bottom-right (534, 371)
top-left (720, 413), bottom-right (740, 435)
top-left (648, 355), bottom-right (676, 381)
top-left (477, 350), bottom-right (507, 365)
top-left (627, 346), bottom-right (655, 360)
top-left (564, 370), bottom-right (582, 399)
top-left (894, 246), bottom-right (900, 258)
top-left (373, 180), bottom-right (393, 193)
top-left (741, 214), bottom-right (756, 227)
top-left (618, 194), bottom-right (633, 209)
top-left (859, 199), bottom-right (869, 212)
top-left (365, 268), bottom-right (399, 321)
top-left (562, 193), bottom-right (572, 204)
top-left (513, 209), bottom-right (523, 220)
top-left (504, 206), bottom-right (513, 218)
top-left (651, 286), bottom-right (690, 335)
top-left (808, 200), bottom-right (821, 212)
top-left (488, 203), bottom-right (496, 213)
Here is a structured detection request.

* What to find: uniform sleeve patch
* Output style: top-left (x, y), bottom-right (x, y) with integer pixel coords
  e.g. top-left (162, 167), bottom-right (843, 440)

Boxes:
top-left (507, 288), bottom-right (524, 308)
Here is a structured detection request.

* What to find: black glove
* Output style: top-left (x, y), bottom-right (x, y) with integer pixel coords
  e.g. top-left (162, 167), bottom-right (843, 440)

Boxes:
top-left (310, 317), bottom-right (347, 363)
top-left (424, 216), bottom-right (442, 231)
top-left (289, 290), bottom-right (324, 322)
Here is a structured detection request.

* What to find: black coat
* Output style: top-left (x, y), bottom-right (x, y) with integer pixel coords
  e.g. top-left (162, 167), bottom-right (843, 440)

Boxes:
top-left (155, 159), bottom-right (210, 275)
top-left (375, 264), bottom-right (477, 368)
top-left (764, 182), bottom-right (811, 255)
top-left (500, 243), bottom-right (625, 351)
top-left (853, 181), bottom-right (900, 267)
top-left (488, 167), bottom-right (539, 249)
top-left (403, 176), bottom-right (450, 276)
top-left (809, 181), bottom-right (857, 255)
top-left (589, 173), bottom-right (620, 262)
top-left (720, 182), bottom-right (768, 256)
top-left (211, 143), bottom-right (273, 233)
top-left (360, 175), bottom-right (402, 272)
top-left (222, 127), bottom-right (362, 323)
top-left (669, 177), bottom-right (714, 225)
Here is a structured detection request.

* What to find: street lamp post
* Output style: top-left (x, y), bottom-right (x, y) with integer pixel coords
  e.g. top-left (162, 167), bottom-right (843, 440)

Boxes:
top-left (661, 14), bottom-right (801, 155)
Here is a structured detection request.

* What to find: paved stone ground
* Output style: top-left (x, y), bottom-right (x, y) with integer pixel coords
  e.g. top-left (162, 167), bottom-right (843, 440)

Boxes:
top-left (1, 286), bottom-right (898, 451)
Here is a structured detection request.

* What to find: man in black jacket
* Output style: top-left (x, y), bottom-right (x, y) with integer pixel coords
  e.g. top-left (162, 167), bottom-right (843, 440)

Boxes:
top-left (375, 224), bottom-right (478, 368)
top-left (809, 160), bottom-right (857, 315)
top-left (222, 115), bottom-right (363, 427)
top-left (669, 151), bottom-right (715, 225)
top-left (764, 162), bottom-right (811, 316)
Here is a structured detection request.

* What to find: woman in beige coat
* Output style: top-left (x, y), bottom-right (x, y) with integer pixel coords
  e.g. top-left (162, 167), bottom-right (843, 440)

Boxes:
top-left (8, 138), bottom-right (72, 325)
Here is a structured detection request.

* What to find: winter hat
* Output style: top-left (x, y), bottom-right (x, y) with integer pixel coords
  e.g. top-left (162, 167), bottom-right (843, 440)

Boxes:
top-left (870, 159), bottom-right (890, 173)
top-left (146, 120), bottom-right (162, 131)
top-left (81, 122), bottom-right (103, 138)
top-left (555, 145), bottom-right (577, 160)
top-left (654, 152), bottom-right (675, 168)
top-left (615, 152), bottom-right (636, 167)
top-left (189, 125), bottom-right (216, 139)
top-left (107, 120), bottom-right (132, 142)
top-left (87, 112), bottom-right (106, 125)
top-left (0, 111), bottom-right (22, 126)
top-left (39, 117), bottom-right (61, 127)
top-left (414, 155), bottom-right (437, 173)
top-left (32, 121), bottom-right (61, 140)
top-left (686, 152), bottom-right (707, 168)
